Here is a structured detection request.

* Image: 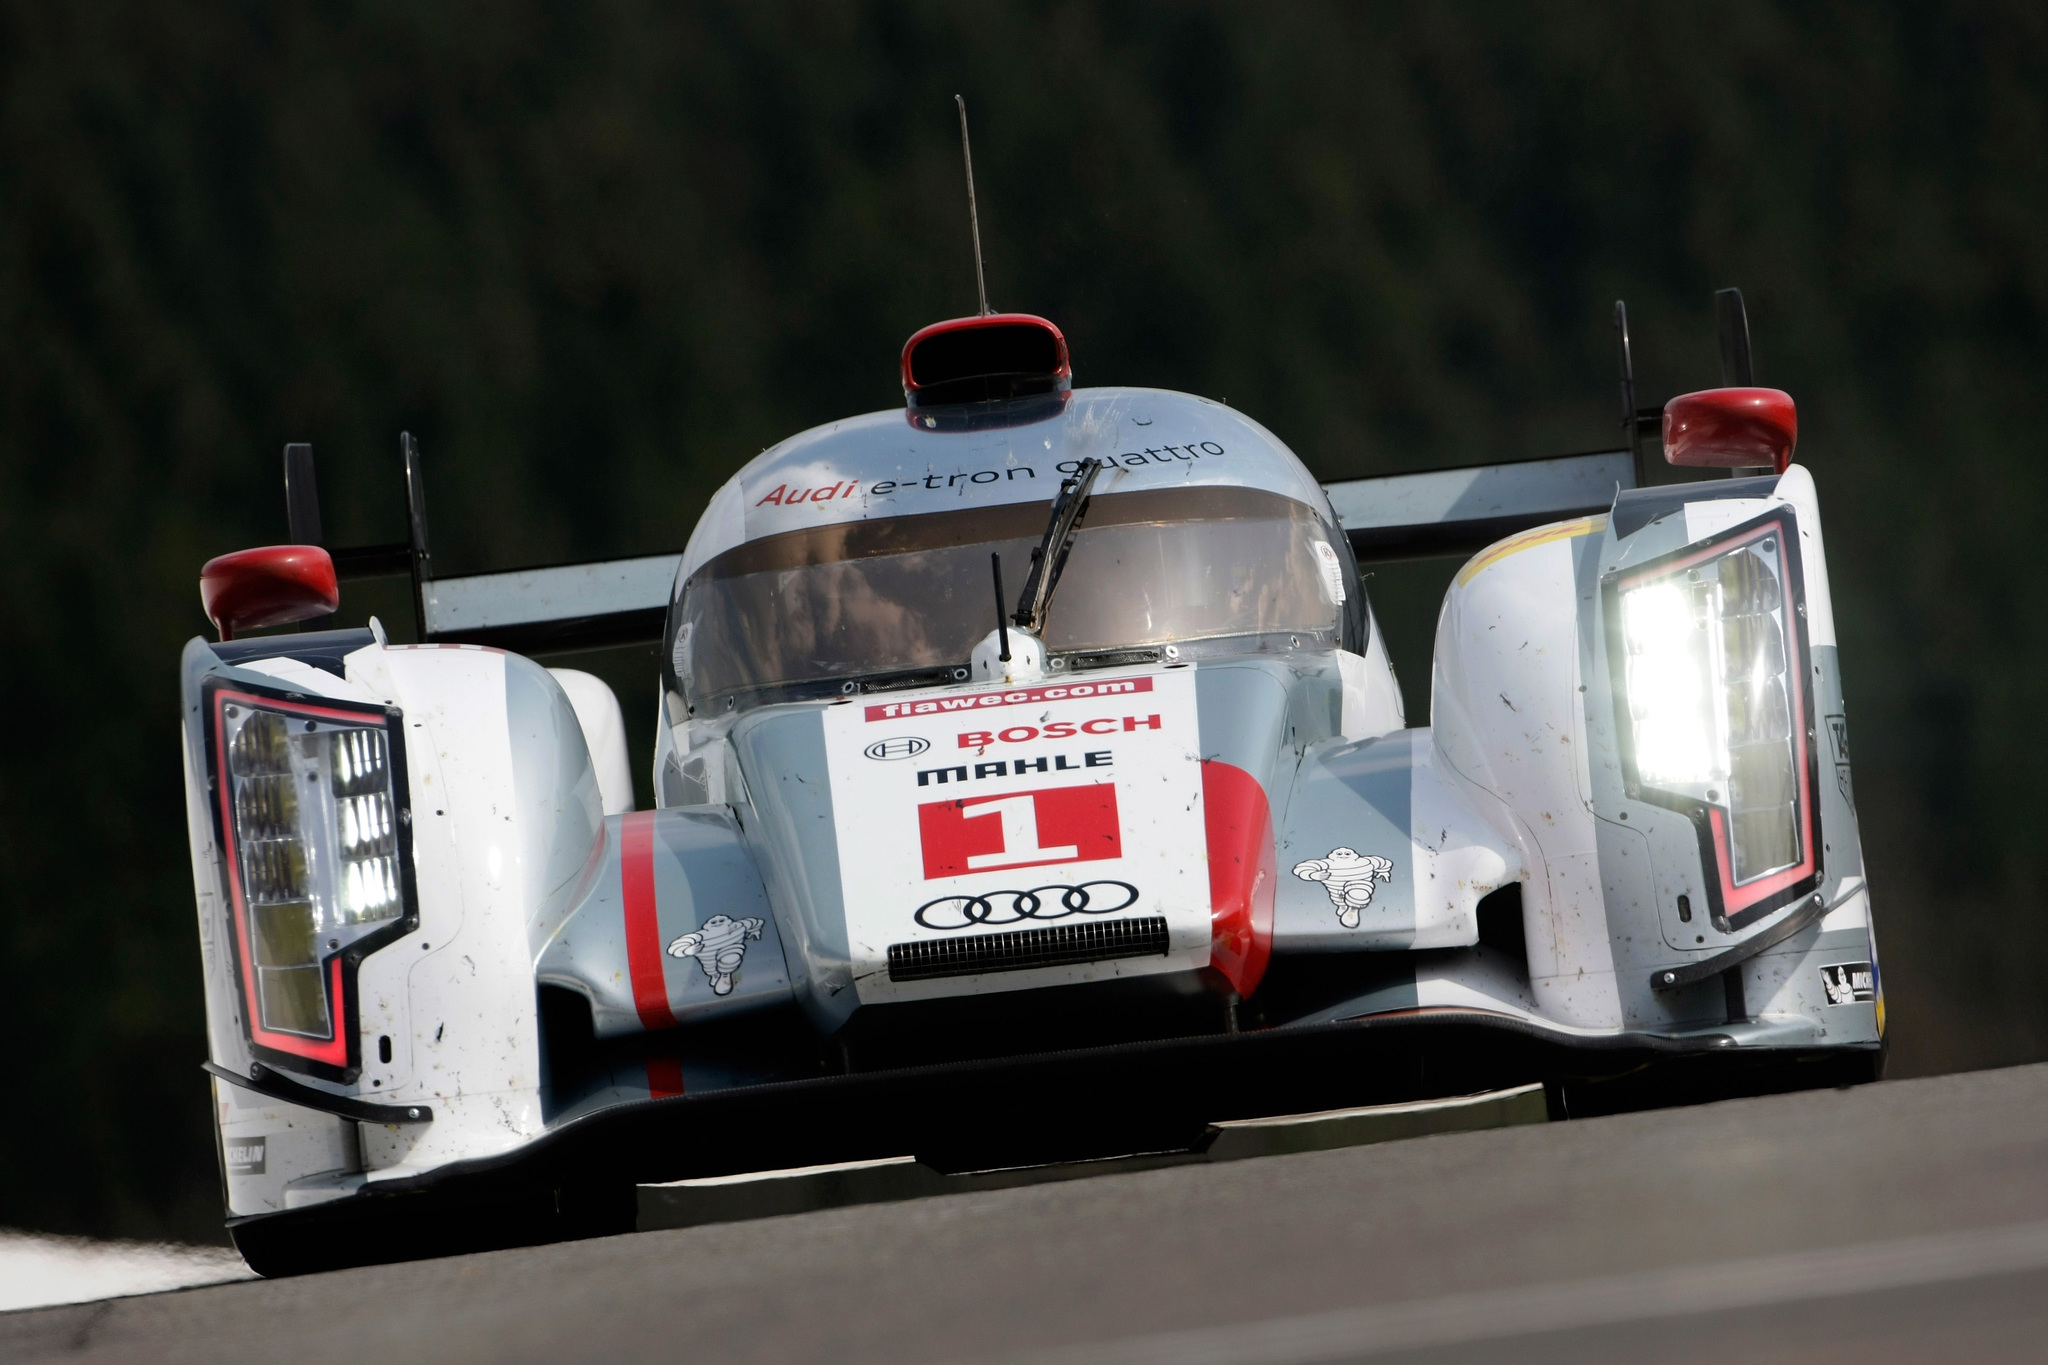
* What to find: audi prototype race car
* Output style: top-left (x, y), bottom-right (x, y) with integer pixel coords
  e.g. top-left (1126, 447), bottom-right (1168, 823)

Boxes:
top-left (183, 288), bottom-right (1882, 1274)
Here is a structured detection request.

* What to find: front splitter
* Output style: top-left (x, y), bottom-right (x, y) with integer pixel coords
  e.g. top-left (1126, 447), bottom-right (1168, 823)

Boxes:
top-left (226, 1010), bottom-right (1881, 1275)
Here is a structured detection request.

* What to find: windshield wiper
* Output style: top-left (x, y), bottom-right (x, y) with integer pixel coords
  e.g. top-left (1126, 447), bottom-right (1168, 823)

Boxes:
top-left (1012, 457), bottom-right (1103, 635)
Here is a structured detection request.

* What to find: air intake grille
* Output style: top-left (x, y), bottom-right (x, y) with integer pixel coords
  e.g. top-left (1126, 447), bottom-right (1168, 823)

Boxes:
top-left (888, 916), bottom-right (1170, 983)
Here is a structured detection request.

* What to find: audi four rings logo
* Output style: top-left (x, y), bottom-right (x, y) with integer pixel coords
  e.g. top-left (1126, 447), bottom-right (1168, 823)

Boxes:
top-left (864, 736), bottom-right (931, 761)
top-left (914, 880), bottom-right (1140, 931)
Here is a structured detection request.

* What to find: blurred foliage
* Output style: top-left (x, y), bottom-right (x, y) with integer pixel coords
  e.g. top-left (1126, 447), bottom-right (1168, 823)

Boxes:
top-left (0, 1), bottom-right (2043, 1240)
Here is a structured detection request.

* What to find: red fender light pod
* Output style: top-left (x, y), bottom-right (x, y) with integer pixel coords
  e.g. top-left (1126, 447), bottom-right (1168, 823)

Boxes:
top-left (1663, 387), bottom-right (1798, 473)
top-left (901, 313), bottom-right (1071, 408)
top-left (199, 545), bottom-right (339, 640)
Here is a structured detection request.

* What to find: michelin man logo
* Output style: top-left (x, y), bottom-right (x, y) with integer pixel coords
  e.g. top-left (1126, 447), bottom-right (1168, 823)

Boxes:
top-left (667, 914), bottom-right (765, 996)
top-left (1292, 848), bottom-right (1395, 929)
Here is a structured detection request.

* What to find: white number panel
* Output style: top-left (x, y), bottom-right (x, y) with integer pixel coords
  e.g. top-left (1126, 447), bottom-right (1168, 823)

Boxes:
top-left (823, 670), bottom-right (1209, 1003)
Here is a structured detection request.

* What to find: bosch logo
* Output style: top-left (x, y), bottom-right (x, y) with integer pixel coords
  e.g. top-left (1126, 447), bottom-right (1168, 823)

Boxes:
top-left (864, 736), bottom-right (931, 761)
top-left (914, 880), bottom-right (1140, 931)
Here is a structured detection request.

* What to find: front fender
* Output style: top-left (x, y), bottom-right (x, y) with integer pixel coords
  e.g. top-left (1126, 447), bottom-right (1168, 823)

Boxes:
top-left (536, 808), bottom-right (792, 1037)
top-left (1274, 727), bottom-right (1523, 952)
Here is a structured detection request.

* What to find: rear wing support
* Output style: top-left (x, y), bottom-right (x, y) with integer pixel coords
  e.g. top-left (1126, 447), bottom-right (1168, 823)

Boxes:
top-left (284, 435), bottom-right (434, 638)
top-left (280, 436), bottom-right (678, 655)
top-left (261, 293), bottom-right (1778, 655)
top-left (1325, 448), bottom-right (1635, 564)
top-left (277, 441), bottom-right (1643, 657)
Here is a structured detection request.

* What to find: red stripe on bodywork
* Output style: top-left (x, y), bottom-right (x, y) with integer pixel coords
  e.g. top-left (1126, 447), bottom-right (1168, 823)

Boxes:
top-left (621, 812), bottom-right (677, 1031)
top-left (645, 1056), bottom-right (686, 1097)
top-left (1202, 760), bottom-right (1275, 998)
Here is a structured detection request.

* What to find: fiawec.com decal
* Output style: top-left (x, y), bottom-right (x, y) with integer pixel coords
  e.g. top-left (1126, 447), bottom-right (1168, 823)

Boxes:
top-left (1819, 961), bottom-right (1875, 1006)
top-left (864, 676), bottom-right (1151, 721)
top-left (1292, 848), bottom-right (1396, 929)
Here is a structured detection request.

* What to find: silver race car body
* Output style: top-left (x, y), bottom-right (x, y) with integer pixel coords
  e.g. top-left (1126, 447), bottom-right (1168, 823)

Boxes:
top-left (181, 304), bottom-right (1881, 1272)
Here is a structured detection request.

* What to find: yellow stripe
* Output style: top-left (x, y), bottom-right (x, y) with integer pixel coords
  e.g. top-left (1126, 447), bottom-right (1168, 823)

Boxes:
top-left (1455, 515), bottom-right (1608, 587)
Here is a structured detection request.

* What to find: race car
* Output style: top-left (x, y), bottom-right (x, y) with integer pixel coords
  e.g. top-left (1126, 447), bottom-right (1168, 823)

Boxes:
top-left (182, 288), bottom-right (1882, 1274)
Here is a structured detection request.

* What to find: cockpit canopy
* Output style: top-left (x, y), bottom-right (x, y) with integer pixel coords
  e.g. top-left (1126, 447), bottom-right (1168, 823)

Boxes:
top-left (672, 484), bottom-right (1349, 712)
top-left (667, 371), bottom-right (1363, 715)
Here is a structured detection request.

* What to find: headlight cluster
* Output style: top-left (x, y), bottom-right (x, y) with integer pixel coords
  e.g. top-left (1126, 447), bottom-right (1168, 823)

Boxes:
top-left (210, 686), bottom-right (413, 1075)
top-left (1608, 512), bottom-right (1818, 930)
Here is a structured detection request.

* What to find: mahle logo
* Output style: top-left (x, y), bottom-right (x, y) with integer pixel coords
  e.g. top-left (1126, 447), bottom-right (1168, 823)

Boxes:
top-left (864, 735), bottom-right (930, 761)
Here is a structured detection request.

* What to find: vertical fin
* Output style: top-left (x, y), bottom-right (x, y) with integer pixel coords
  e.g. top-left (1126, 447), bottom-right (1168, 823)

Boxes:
top-left (1716, 288), bottom-right (1764, 477)
top-left (283, 443), bottom-right (332, 631)
top-left (401, 432), bottom-right (432, 641)
top-left (1613, 301), bottom-right (1643, 486)
top-left (1716, 287), bottom-right (1755, 386)
top-left (284, 443), bottom-right (323, 545)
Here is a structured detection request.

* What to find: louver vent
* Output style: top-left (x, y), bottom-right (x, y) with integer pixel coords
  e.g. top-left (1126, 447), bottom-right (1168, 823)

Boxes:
top-left (887, 916), bottom-right (1170, 983)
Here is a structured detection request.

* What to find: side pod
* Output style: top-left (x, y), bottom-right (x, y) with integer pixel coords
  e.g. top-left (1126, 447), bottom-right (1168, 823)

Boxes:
top-left (1430, 467), bottom-right (1879, 1045)
top-left (537, 808), bottom-right (793, 1037)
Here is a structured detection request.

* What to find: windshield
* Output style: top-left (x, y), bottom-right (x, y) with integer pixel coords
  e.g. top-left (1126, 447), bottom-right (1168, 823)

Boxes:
top-left (672, 486), bottom-right (1346, 708)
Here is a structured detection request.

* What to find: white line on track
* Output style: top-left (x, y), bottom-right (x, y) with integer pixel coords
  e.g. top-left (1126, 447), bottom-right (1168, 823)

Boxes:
top-left (989, 1218), bottom-right (2048, 1365)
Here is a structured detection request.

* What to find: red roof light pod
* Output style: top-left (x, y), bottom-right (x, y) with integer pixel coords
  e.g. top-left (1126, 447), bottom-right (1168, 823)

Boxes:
top-left (1662, 388), bottom-right (1798, 473)
top-left (901, 313), bottom-right (1071, 408)
top-left (200, 545), bottom-right (339, 640)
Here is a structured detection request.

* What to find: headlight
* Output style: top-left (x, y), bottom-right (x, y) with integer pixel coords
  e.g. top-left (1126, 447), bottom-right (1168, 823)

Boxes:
top-left (207, 684), bottom-right (415, 1078)
top-left (1607, 510), bottom-right (1819, 931)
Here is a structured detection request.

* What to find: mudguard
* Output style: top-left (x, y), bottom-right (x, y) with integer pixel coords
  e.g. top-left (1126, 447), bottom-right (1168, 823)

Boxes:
top-left (537, 808), bottom-right (791, 1037)
top-left (1274, 728), bottom-right (1522, 952)
top-left (1428, 466), bottom-right (1878, 1046)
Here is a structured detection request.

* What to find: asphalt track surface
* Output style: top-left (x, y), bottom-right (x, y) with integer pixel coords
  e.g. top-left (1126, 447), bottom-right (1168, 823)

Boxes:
top-left (8, 1062), bottom-right (2048, 1364)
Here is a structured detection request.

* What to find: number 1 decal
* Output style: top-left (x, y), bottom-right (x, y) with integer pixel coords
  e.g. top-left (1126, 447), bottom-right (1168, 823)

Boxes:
top-left (960, 794), bottom-right (1080, 869)
top-left (917, 784), bottom-right (1123, 880)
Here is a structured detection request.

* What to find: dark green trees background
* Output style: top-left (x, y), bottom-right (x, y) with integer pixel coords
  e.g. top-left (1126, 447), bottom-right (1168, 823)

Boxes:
top-left (2, 2), bottom-right (2043, 1240)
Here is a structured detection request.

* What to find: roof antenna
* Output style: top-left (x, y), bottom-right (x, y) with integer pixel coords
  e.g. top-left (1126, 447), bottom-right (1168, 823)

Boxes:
top-left (990, 553), bottom-right (1012, 662)
top-left (956, 94), bottom-right (992, 316)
